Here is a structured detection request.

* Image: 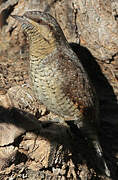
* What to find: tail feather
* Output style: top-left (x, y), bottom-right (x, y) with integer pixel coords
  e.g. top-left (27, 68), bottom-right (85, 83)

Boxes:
top-left (69, 120), bottom-right (110, 177)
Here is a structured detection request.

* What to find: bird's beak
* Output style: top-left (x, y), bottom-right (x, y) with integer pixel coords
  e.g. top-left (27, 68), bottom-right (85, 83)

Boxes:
top-left (10, 15), bottom-right (28, 24)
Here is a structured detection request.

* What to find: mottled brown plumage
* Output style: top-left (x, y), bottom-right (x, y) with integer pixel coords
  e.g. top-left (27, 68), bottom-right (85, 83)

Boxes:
top-left (11, 11), bottom-right (110, 176)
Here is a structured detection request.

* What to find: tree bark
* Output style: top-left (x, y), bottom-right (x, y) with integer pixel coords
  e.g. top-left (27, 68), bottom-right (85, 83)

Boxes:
top-left (0, 0), bottom-right (118, 179)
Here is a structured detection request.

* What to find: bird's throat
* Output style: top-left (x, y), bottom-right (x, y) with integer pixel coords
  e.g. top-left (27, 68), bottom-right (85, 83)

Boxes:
top-left (29, 35), bottom-right (56, 60)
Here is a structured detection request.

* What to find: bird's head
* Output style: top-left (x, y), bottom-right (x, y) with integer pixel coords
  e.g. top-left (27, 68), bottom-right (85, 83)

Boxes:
top-left (11, 11), bottom-right (66, 44)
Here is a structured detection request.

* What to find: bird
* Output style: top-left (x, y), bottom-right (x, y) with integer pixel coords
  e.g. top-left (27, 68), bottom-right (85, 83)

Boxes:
top-left (11, 11), bottom-right (110, 177)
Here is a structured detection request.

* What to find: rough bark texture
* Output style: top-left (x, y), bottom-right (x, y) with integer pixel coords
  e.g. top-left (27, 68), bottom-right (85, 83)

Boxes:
top-left (0, 0), bottom-right (118, 179)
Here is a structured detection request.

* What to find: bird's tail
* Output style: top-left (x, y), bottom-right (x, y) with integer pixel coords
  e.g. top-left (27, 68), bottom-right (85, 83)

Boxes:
top-left (73, 120), bottom-right (110, 177)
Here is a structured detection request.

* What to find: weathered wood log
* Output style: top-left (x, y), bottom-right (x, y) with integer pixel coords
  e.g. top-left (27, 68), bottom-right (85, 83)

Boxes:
top-left (0, 0), bottom-right (118, 179)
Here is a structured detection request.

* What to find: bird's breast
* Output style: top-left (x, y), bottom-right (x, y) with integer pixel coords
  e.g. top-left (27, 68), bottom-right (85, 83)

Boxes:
top-left (29, 58), bottom-right (80, 118)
